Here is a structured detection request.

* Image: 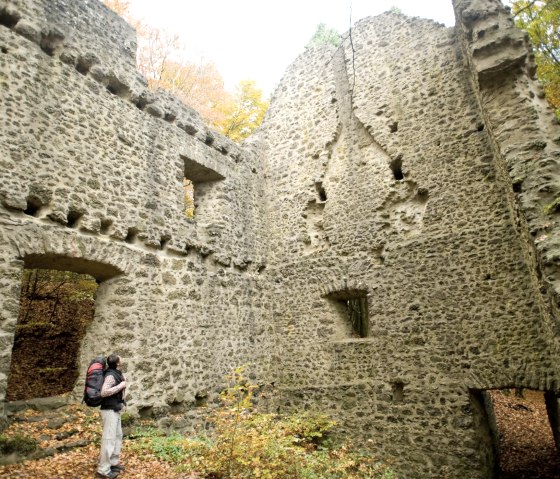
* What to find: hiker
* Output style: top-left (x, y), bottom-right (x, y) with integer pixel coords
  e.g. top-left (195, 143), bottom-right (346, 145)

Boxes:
top-left (97, 353), bottom-right (127, 479)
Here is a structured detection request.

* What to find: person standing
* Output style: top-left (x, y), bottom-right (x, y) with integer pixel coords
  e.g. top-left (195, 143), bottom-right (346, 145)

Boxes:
top-left (97, 354), bottom-right (127, 479)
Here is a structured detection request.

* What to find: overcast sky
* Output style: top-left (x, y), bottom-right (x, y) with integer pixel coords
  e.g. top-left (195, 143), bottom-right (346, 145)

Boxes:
top-left (124, 0), bottom-right (456, 96)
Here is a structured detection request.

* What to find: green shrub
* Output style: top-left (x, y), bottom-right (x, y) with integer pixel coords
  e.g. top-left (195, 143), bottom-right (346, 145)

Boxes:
top-left (127, 366), bottom-right (396, 479)
top-left (0, 434), bottom-right (38, 455)
top-left (120, 412), bottom-right (135, 427)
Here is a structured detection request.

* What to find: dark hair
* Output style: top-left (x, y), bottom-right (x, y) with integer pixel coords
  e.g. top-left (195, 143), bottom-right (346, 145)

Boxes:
top-left (107, 353), bottom-right (120, 369)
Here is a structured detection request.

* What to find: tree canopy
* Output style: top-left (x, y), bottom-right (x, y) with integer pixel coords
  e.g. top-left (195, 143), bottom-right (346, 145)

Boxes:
top-left (102, 0), bottom-right (268, 140)
top-left (305, 23), bottom-right (342, 49)
top-left (509, 0), bottom-right (560, 118)
top-left (216, 80), bottom-right (269, 142)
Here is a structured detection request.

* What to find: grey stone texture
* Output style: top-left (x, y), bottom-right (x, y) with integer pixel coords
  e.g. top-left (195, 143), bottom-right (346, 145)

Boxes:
top-left (0, 0), bottom-right (559, 477)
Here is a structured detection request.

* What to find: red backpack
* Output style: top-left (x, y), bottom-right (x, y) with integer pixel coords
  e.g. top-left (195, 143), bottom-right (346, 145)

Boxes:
top-left (83, 356), bottom-right (106, 407)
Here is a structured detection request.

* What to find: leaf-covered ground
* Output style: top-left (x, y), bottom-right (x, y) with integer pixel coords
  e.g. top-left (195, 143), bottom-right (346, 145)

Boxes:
top-left (0, 405), bottom-right (196, 478)
top-left (0, 391), bottom-right (558, 478)
top-left (491, 389), bottom-right (560, 479)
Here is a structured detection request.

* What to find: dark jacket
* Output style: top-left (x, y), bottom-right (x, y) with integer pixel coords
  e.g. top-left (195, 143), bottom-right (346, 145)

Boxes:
top-left (100, 369), bottom-right (125, 411)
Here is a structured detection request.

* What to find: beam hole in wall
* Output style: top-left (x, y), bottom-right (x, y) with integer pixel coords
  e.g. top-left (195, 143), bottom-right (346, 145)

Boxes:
top-left (471, 388), bottom-right (560, 479)
top-left (6, 267), bottom-right (101, 401)
top-left (390, 156), bottom-right (404, 181)
top-left (391, 381), bottom-right (404, 403)
top-left (160, 235), bottom-right (171, 250)
top-left (0, 8), bottom-right (21, 29)
top-left (134, 95), bottom-right (148, 111)
top-left (125, 227), bottom-right (139, 244)
top-left (100, 219), bottom-right (113, 235)
top-left (138, 406), bottom-right (153, 418)
top-left (106, 77), bottom-right (131, 99)
top-left (1, 46), bottom-right (7, 54)
top-left (389, 121), bottom-right (398, 133)
top-left (164, 111), bottom-right (177, 123)
top-left (195, 392), bottom-right (208, 408)
top-left (75, 56), bottom-right (95, 75)
top-left (40, 31), bottom-right (64, 57)
top-left (66, 210), bottom-right (84, 228)
top-left (326, 289), bottom-right (369, 338)
top-left (24, 197), bottom-right (43, 217)
top-left (512, 181), bottom-right (522, 193)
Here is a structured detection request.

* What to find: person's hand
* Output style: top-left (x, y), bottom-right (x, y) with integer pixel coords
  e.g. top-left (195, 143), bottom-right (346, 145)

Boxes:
top-left (120, 381), bottom-right (126, 389)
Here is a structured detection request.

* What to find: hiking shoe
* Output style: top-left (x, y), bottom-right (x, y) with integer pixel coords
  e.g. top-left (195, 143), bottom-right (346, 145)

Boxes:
top-left (97, 471), bottom-right (119, 479)
top-left (111, 464), bottom-right (125, 472)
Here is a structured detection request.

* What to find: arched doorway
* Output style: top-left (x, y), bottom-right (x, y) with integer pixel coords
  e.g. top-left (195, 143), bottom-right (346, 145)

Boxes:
top-left (5, 254), bottom-right (122, 402)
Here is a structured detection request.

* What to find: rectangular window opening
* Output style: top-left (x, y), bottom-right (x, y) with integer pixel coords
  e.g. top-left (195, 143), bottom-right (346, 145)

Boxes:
top-left (326, 289), bottom-right (369, 339)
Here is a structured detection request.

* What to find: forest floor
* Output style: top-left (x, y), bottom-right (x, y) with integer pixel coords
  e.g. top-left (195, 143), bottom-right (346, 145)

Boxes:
top-left (0, 390), bottom-right (558, 478)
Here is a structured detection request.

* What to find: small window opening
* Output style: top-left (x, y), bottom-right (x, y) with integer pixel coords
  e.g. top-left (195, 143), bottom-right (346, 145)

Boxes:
top-left (6, 268), bottom-right (98, 401)
top-left (66, 210), bottom-right (83, 228)
top-left (184, 178), bottom-right (195, 218)
top-left (327, 290), bottom-right (369, 338)
top-left (512, 181), bottom-right (522, 193)
top-left (1, 46), bottom-right (8, 54)
top-left (391, 381), bottom-right (404, 403)
top-left (477, 122), bottom-right (485, 132)
top-left (390, 157), bottom-right (404, 181)
top-left (0, 8), bottom-right (21, 29)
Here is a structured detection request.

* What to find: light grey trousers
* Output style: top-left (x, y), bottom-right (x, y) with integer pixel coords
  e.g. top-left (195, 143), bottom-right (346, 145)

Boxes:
top-left (98, 409), bottom-right (122, 475)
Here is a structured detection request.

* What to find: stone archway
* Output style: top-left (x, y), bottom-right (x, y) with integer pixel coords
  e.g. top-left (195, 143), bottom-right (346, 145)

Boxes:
top-left (1, 251), bottom-right (125, 410)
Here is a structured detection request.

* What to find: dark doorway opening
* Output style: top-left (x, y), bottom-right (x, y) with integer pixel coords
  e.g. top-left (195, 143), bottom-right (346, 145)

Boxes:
top-left (6, 268), bottom-right (99, 401)
top-left (478, 389), bottom-right (560, 479)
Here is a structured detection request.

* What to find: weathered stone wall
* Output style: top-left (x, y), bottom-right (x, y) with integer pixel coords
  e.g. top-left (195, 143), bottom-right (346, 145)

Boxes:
top-left (0, 0), bottom-right (273, 419)
top-left (0, 0), bottom-right (559, 477)
top-left (255, 5), bottom-right (560, 478)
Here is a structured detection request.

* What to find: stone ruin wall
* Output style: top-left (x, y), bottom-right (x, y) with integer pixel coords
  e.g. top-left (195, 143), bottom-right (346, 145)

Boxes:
top-left (0, 0), bottom-right (274, 418)
top-left (255, 3), bottom-right (560, 476)
top-left (0, 0), bottom-right (559, 478)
